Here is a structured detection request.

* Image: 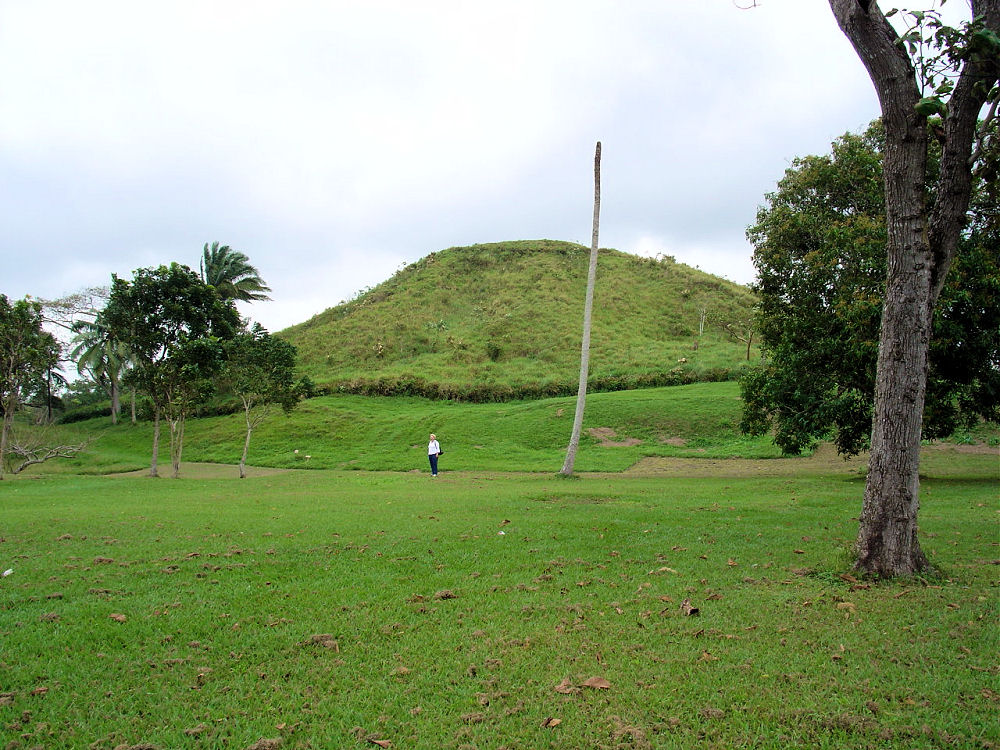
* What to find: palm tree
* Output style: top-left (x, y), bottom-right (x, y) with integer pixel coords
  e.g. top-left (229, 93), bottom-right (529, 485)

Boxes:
top-left (200, 242), bottom-right (272, 302)
top-left (70, 320), bottom-right (131, 424)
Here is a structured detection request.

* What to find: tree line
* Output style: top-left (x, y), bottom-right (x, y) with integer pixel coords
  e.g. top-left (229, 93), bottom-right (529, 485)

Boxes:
top-left (0, 243), bottom-right (305, 479)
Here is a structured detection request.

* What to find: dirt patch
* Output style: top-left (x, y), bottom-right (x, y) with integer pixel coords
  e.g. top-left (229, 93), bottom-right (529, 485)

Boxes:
top-left (106, 463), bottom-right (294, 479)
top-left (587, 427), bottom-right (642, 447)
top-left (625, 443), bottom-right (867, 478)
top-left (659, 436), bottom-right (688, 447)
top-left (625, 441), bottom-right (998, 479)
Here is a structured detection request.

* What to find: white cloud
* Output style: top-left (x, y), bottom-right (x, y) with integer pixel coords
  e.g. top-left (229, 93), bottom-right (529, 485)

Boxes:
top-left (1, 0), bottom-right (939, 336)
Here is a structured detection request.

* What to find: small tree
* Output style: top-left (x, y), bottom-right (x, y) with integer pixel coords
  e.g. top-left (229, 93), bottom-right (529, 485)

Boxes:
top-left (0, 295), bottom-right (61, 480)
top-left (222, 324), bottom-right (300, 478)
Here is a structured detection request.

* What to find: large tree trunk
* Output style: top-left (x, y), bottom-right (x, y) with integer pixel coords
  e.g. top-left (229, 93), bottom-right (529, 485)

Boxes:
top-left (560, 142), bottom-right (602, 476)
top-left (829, 0), bottom-right (999, 576)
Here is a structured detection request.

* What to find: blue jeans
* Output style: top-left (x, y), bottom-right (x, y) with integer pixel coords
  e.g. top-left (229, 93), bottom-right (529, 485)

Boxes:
top-left (428, 453), bottom-right (438, 475)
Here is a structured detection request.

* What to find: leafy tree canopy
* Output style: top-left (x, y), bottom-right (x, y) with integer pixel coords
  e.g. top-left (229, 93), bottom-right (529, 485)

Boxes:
top-left (741, 119), bottom-right (1000, 455)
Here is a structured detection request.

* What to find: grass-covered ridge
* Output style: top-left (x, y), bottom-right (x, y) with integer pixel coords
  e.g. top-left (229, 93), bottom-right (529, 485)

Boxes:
top-left (280, 240), bottom-right (757, 399)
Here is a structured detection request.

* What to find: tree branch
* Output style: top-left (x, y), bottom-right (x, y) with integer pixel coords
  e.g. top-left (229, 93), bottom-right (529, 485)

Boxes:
top-left (927, 1), bottom-right (1000, 304)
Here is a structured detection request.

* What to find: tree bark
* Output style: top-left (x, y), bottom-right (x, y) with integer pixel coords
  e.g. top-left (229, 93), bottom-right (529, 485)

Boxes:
top-left (240, 396), bottom-right (253, 479)
top-left (170, 415), bottom-right (185, 479)
top-left (829, 0), bottom-right (999, 576)
top-left (560, 142), bottom-right (602, 476)
top-left (150, 406), bottom-right (160, 477)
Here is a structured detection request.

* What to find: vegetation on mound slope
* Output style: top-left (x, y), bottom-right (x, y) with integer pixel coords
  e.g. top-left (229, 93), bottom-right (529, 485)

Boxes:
top-left (280, 240), bottom-right (758, 399)
top-left (35, 382), bottom-right (787, 476)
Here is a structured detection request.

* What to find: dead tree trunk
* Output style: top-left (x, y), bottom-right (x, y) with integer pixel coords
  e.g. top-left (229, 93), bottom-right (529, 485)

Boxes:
top-left (560, 142), bottom-right (602, 476)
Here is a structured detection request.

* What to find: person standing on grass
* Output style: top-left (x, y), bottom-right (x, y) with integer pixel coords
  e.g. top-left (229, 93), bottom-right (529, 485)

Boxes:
top-left (427, 433), bottom-right (441, 477)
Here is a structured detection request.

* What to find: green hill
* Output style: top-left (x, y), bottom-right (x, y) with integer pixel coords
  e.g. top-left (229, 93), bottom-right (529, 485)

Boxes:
top-left (281, 240), bottom-right (758, 400)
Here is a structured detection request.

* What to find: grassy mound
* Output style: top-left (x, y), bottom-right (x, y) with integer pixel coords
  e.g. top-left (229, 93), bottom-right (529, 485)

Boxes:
top-left (280, 240), bottom-right (757, 399)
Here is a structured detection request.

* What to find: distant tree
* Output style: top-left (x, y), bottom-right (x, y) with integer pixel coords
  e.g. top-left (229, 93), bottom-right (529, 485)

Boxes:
top-left (742, 121), bottom-right (999, 457)
top-left (827, 1), bottom-right (998, 576)
top-left (99, 264), bottom-right (239, 477)
top-left (200, 242), bottom-right (272, 302)
top-left (0, 295), bottom-right (61, 480)
top-left (38, 286), bottom-right (108, 335)
top-left (221, 323), bottom-right (300, 478)
top-left (560, 142), bottom-right (602, 477)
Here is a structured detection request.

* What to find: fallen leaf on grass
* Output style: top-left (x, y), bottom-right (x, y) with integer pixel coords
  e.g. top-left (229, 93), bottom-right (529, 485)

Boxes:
top-left (368, 741), bottom-right (391, 749)
top-left (109, 613), bottom-right (127, 623)
top-left (246, 740), bottom-right (283, 750)
top-left (302, 634), bottom-right (339, 650)
top-left (541, 717), bottom-right (562, 728)
top-left (699, 651), bottom-right (719, 662)
top-left (836, 602), bottom-right (857, 613)
top-left (30, 686), bottom-right (48, 696)
top-left (433, 590), bottom-right (457, 600)
top-left (554, 678), bottom-right (578, 694)
top-left (648, 566), bottom-right (678, 575)
top-left (727, 558), bottom-right (738, 566)
top-left (582, 676), bottom-right (611, 690)
top-left (183, 723), bottom-right (209, 736)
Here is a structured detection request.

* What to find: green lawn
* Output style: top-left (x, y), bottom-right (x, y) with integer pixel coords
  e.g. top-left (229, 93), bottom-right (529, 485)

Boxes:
top-left (1, 455), bottom-right (996, 749)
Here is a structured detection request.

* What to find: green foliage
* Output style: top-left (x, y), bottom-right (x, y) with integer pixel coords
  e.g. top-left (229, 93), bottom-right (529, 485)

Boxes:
top-left (0, 294), bottom-right (61, 476)
top-left (280, 240), bottom-right (758, 400)
top-left (199, 241), bottom-right (272, 302)
top-left (742, 120), bottom-right (1000, 455)
top-left (1, 462), bottom-right (996, 747)
top-left (98, 264), bottom-right (240, 472)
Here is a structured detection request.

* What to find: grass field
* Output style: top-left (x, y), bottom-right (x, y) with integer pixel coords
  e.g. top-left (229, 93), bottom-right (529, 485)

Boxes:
top-left (2, 445), bottom-right (997, 749)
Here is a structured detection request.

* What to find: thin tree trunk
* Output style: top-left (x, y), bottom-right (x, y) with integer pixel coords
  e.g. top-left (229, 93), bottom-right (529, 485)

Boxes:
top-left (0, 400), bottom-right (13, 480)
top-left (110, 376), bottom-right (120, 425)
top-left (560, 141), bottom-right (602, 476)
top-left (150, 406), bottom-right (160, 477)
top-left (170, 415), bottom-right (185, 479)
top-left (240, 397), bottom-right (253, 479)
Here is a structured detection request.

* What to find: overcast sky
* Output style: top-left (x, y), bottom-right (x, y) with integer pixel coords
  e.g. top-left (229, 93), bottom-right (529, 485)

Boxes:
top-left (0, 1), bottom-right (953, 333)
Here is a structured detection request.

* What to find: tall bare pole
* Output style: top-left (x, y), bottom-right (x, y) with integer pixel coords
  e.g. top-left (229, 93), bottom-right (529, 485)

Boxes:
top-left (560, 141), bottom-right (602, 476)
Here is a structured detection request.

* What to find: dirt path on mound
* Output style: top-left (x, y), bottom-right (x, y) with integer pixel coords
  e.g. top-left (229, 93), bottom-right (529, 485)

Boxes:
top-left (623, 442), bottom-right (998, 479)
